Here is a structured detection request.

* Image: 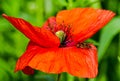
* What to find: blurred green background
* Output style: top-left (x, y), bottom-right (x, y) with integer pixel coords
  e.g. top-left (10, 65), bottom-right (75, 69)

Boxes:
top-left (0, 0), bottom-right (120, 81)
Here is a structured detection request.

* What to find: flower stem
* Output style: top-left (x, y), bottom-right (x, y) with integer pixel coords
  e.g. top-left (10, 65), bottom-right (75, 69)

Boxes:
top-left (56, 74), bottom-right (61, 81)
top-left (118, 33), bottom-right (120, 60)
top-left (35, 0), bottom-right (44, 26)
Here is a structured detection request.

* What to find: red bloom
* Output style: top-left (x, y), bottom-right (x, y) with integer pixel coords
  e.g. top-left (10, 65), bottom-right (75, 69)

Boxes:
top-left (2, 8), bottom-right (115, 78)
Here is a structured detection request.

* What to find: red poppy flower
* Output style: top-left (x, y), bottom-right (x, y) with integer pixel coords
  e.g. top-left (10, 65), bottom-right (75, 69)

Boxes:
top-left (2, 8), bottom-right (115, 78)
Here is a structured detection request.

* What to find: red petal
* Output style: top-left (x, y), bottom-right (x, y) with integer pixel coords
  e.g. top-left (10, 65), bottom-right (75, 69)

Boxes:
top-left (42, 17), bottom-right (56, 32)
top-left (56, 8), bottom-right (115, 43)
top-left (15, 41), bottom-right (98, 78)
top-left (15, 41), bottom-right (46, 72)
top-left (2, 14), bottom-right (60, 47)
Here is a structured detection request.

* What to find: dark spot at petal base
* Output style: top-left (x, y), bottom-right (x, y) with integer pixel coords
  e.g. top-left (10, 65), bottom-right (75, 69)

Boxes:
top-left (22, 66), bottom-right (34, 75)
top-left (76, 42), bottom-right (91, 48)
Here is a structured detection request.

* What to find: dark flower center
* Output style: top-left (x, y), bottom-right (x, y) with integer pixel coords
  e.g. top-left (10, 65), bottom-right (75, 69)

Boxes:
top-left (54, 23), bottom-right (73, 47)
top-left (48, 22), bottom-right (91, 48)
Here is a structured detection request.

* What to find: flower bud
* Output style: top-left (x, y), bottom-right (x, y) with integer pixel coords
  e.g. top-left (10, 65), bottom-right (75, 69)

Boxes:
top-left (55, 30), bottom-right (66, 43)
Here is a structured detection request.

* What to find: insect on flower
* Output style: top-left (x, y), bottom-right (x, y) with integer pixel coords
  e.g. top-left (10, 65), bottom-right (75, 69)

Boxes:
top-left (2, 8), bottom-right (115, 78)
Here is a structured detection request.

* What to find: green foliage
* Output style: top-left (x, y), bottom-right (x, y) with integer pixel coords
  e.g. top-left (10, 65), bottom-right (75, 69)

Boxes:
top-left (98, 16), bottom-right (120, 61)
top-left (0, 0), bottom-right (120, 81)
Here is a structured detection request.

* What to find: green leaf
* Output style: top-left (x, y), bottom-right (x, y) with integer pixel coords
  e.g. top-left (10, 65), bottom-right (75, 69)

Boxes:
top-left (86, 38), bottom-right (99, 46)
top-left (55, 0), bottom-right (67, 6)
top-left (98, 16), bottom-right (120, 62)
top-left (87, 0), bottom-right (101, 8)
top-left (67, 74), bottom-right (74, 81)
top-left (0, 58), bottom-right (13, 81)
top-left (52, 0), bottom-right (67, 7)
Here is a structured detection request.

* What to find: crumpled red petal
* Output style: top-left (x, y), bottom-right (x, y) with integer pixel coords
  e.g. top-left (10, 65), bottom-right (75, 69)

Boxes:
top-left (56, 8), bottom-right (115, 43)
top-left (2, 14), bottom-right (60, 48)
top-left (15, 41), bottom-right (98, 78)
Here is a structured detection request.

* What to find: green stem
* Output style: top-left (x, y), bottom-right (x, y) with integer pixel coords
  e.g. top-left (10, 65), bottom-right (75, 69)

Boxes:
top-left (118, 34), bottom-right (120, 57)
top-left (56, 74), bottom-right (61, 81)
top-left (35, 0), bottom-right (44, 26)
